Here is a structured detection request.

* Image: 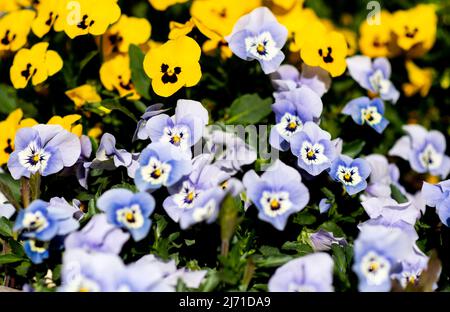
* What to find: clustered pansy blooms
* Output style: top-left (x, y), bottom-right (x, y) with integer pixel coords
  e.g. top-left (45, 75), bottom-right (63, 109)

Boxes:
top-left (0, 0), bottom-right (448, 294)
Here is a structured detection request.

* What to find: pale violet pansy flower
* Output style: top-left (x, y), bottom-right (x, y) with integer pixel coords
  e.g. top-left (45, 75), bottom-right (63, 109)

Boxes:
top-left (422, 179), bottom-right (450, 226)
top-left (142, 99), bottom-right (208, 155)
top-left (268, 253), bottom-right (334, 292)
top-left (290, 122), bottom-right (336, 176)
top-left (342, 97), bottom-right (389, 134)
top-left (329, 155), bottom-right (371, 196)
top-left (134, 142), bottom-right (192, 192)
top-left (163, 154), bottom-right (230, 229)
top-left (7, 125), bottom-right (81, 180)
top-left (65, 214), bottom-right (130, 254)
top-left (270, 64), bottom-right (331, 97)
top-left (346, 55), bottom-right (400, 104)
top-left (389, 124), bottom-right (450, 178)
top-left (97, 189), bottom-right (155, 241)
top-left (352, 224), bottom-right (415, 292)
top-left (225, 7), bottom-right (288, 74)
top-left (243, 160), bottom-right (310, 230)
top-left (270, 85), bottom-right (323, 151)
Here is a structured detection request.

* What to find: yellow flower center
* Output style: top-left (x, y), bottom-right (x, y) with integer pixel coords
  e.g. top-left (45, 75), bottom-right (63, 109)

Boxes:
top-left (270, 199), bottom-right (280, 210)
top-left (307, 150), bottom-right (315, 158)
top-left (368, 262), bottom-right (379, 272)
top-left (344, 173), bottom-right (352, 182)
top-left (257, 43), bottom-right (266, 54)
top-left (186, 192), bottom-right (195, 202)
top-left (288, 121), bottom-right (297, 130)
top-left (125, 211), bottom-right (135, 223)
top-left (151, 168), bottom-right (162, 179)
top-left (171, 135), bottom-right (181, 144)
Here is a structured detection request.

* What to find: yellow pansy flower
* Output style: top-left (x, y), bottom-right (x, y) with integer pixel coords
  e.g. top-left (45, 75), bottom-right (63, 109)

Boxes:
top-left (359, 11), bottom-right (395, 58)
top-left (143, 36), bottom-right (201, 98)
top-left (0, 10), bottom-right (35, 51)
top-left (100, 54), bottom-right (140, 100)
top-left (64, 0), bottom-right (121, 39)
top-left (391, 5), bottom-right (437, 55)
top-left (102, 15), bottom-right (151, 57)
top-left (31, 0), bottom-right (68, 38)
top-left (168, 19), bottom-right (196, 40)
top-left (402, 60), bottom-right (434, 98)
top-left (169, 18), bottom-right (232, 60)
top-left (291, 12), bottom-right (324, 52)
top-left (88, 123), bottom-right (103, 140)
top-left (268, 0), bottom-right (303, 14)
top-left (10, 42), bottom-right (63, 89)
top-left (301, 25), bottom-right (348, 77)
top-left (190, 0), bottom-right (261, 38)
top-left (148, 0), bottom-right (189, 11)
top-left (0, 108), bottom-right (37, 166)
top-left (65, 84), bottom-right (112, 114)
top-left (47, 115), bottom-right (83, 137)
top-left (319, 18), bottom-right (357, 56)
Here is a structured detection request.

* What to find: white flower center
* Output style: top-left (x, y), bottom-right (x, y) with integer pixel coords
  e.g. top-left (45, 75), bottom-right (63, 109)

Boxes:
top-left (192, 199), bottom-right (216, 222)
top-left (116, 204), bottom-right (145, 229)
top-left (18, 141), bottom-right (51, 174)
top-left (245, 31), bottom-right (279, 61)
top-left (140, 157), bottom-right (172, 186)
top-left (276, 113), bottom-right (303, 138)
top-left (260, 191), bottom-right (292, 217)
top-left (161, 126), bottom-right (190, 151)
top-left (300, 141), bottom-right (328, 165)
top-left (173, 181), bottom-right (197, 210)
top-left (360, 251), bottom-right (391, 286)
top-left (361, 106), bottom-right (382, 126)
top-left (419, 144), bottom-right (443, 170)
top-left (400, 270), bottom-right (421, 288)
top-left (22, 211), bottom-right (49, 233)
top-left (369, 69), bottom-right (391, 95)
top-left (337, 165), bottom-right (362, 186)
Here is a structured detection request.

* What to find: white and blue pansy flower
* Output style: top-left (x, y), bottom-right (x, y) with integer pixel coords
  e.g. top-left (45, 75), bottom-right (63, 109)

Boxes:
top-left (422, 179), bottom-right (450, 226)
top-left (389, 124), bottom-right (450, 178)
top-left (163, 154), bottom-right (230, 228)
top-left (178, 187), bottom-right (227, 230)
top-left (143, 99), bottom-right (208, 154)
top-left (268, 253), bottom-right (334, 292)
top-left (97, 189), bottom-right (155, 241)
top-left (291, 122), bottom-right (336, 176)
top-left (225, 7), bottom-right (288, 74)
top-left (24, 239), bottom-right (50, 264)
top-left (352, 225), bottom-right (415, 292)
top-left (346, 55), bottom-right (400, 104)
top-left (243, 160), bottom-right (310, 231)
top-left (7, 125), bottom-right (81, 180)
top-left (134, 142), bottom-right (192, 192)
top-left (329, 155), bottom-right (371, 195)
top-left (270, 86), bottom-right (323, 151)
top-left (14, 198), bottom-right (80, 241)
top-left (342, 97), bottom-right (389, 134)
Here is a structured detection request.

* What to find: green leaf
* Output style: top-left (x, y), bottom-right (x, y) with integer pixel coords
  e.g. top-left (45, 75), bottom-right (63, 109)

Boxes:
top-left (0, 253), bottom-right (23, 265)
top-left (0, 217), bottom-right (13, 238)
top-left (0, 84), bottom-right (17, 114)
top-left (259, 245), bottom-right (282, 257)
top-left (293, 211), bottom-right (317, 225)
top-left (342, 139), bottom-right (366, 158)
top-left (391, 184), bottom-right (409, 204)
top-left (129, 44), bottom-right (151, 100)
top-left (319, 221), bottom-right (345, 238)
top-left (253, 255), bottom-right (294, 268)
top-left (79, 51), bottom-right (99, 74)
top-left (281, 241), bottom-right (313, 255)
top-left (98, 98), bottom-right (137, 122)
top-left (0, 174), bottom-right (20, 209)
top-left (225, 94), bottom-right (272, 125)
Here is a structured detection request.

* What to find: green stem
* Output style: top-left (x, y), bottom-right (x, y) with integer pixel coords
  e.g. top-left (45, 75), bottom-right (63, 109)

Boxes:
top-left (20, 178), bottom-right (30, 208)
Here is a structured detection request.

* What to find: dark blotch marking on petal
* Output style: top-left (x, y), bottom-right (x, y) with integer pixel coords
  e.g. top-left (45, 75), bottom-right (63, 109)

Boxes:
top-left (4, 138), bottom-right (13, 154)
top-left (161, 64), bottom-right (181, 84)
top-left (1, 30), bottom-right (16, 45)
